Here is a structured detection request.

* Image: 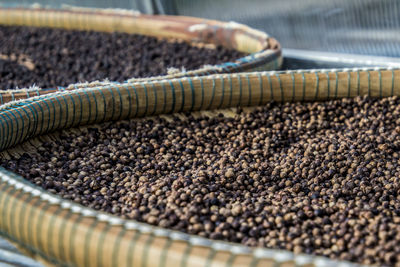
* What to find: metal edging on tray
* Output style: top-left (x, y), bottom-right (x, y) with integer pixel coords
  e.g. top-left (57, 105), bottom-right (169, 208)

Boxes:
top-left (282, 49), bottom-right (400, 69)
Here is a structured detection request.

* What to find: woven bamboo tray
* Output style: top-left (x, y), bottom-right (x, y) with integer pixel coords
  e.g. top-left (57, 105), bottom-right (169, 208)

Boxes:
top-left (0, 6), bottom-right (282, 104)
top-left (0, 67), bottom-right (396, 267)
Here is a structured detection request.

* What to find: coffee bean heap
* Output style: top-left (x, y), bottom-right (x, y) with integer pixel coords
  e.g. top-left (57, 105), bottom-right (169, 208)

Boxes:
top-left (0, 25), bottom-right (245, 89)
top-left (4, 95), bottom-right (400, 266)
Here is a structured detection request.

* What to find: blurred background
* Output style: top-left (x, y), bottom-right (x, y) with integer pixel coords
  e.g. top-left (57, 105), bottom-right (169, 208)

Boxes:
top-left (1, 0), bottom-right (400, 68)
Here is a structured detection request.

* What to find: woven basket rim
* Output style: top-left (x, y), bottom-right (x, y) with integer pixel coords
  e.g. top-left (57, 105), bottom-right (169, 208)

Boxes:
top-left (1, 68), bottom-right (392, 266)
top-left (0, 5), bottom-right (282, 94)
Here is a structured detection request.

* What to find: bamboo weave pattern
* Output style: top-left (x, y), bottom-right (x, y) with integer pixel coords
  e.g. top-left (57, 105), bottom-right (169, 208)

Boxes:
top-left (0, 68), bottom-right (396, 267)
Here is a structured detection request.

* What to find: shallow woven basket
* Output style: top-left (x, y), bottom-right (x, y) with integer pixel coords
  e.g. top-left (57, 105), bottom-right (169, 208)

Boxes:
top-left (1, 67), bottom-right (397, 267)
top-left (0, 6), bottom-right (281, 105)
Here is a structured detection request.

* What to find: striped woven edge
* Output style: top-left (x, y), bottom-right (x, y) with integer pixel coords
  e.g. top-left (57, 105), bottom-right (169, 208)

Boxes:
top-left (0, 167), bottom-right (361, 267)
top-left (0, 6), bottom-right (282, 101)
top-left (0, 67), bottom-right (394, 267)
top-left (0, 67), bottom-right (398, 151)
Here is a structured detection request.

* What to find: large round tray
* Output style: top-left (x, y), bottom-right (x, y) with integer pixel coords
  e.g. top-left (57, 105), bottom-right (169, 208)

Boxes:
top-left (0, 6), bottom-right (282, 105)
top-left (0, 67), bottom-right (395, 266)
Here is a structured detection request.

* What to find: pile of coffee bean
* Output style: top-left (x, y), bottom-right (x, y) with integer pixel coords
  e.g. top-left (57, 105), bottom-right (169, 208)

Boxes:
top-left (0, 25), bottom-right (245, 89)
top-left (3, 95), bottom-right (400, 266)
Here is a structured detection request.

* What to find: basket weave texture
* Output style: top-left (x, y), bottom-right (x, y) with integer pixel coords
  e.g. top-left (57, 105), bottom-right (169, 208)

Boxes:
top-left (0, 6), bottom-right (282, 104)
top-left (0, 67), bottom-right (396, 267)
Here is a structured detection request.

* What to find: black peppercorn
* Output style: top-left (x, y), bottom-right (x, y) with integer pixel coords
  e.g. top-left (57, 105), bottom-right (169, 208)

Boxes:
top-left (0, 25), bottom-right (245, 89)
top-left (3, 96), bottom-right (400, 266)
